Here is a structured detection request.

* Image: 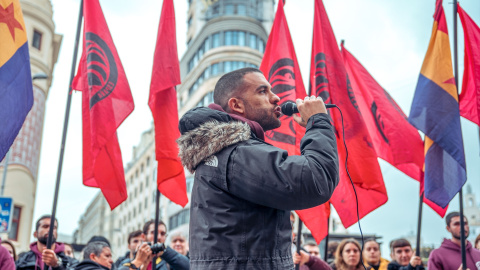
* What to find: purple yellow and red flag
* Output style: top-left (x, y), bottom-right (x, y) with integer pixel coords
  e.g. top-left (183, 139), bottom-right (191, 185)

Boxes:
top-left (148, 0), bottom-right (187, 207)
top-left (458, 3), bottom-right (480, 127)
top-left (409, 0), bottom-right (466, 208)
top-left (72, 0), bottom-right (134, 210)
top-left (0, 0), bottom-right (33, 160)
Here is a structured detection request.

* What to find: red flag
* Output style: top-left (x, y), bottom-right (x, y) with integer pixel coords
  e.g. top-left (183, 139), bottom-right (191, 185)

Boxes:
top-left (259, 0), bottom-right (306, 156)
top-left (458, 3), bottom-right (480, 126)
top-left (310, 0), bottom-right (387, 231)
top-left (341, 46), bottom-right (447, 217)
top-left (148, 0), bottom-right (187, 207)
top-left (72, 0), bottom-right (134, 209)
top-left (260, 0), bottom-right (331, 242)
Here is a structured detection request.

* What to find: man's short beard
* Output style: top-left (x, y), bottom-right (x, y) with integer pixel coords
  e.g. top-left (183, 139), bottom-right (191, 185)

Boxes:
top-left (452, 231), bottom-right (469, 240)
top-left (38, 235), bottom-right (55, 245)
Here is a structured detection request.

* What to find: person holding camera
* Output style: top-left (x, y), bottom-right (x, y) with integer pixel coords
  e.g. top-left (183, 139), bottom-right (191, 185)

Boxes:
top-left (118, 220), bottom-right (189, 270)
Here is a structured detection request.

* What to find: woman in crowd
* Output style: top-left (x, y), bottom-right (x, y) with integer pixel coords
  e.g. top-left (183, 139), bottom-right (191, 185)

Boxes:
top-left (1, 240), bottom-right (16, 261)
top-left (363, 238), bottom-right (389, 270)
top-left (330, 238), bottom-right (363, 270)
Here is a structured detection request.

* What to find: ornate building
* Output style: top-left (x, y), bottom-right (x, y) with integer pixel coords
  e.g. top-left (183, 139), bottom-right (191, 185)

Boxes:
top-left (0, 0), bottom-right (61, 251)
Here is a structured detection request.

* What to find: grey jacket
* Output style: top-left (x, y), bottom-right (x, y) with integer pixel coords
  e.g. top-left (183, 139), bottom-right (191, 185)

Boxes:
top-left (177, 107), bottom-right (339, 270)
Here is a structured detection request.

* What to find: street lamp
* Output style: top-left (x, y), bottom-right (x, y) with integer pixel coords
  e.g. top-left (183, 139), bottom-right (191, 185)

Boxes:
top-left (0, 73), bottom-right (49, 196)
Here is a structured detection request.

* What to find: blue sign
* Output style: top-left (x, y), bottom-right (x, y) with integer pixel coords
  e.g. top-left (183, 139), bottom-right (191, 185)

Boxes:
top-left (0, 197), bottom-right (13, 233)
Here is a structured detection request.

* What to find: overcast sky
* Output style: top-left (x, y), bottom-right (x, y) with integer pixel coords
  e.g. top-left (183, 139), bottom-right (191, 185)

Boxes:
top-left (33, 0), bottom-right (480, 257)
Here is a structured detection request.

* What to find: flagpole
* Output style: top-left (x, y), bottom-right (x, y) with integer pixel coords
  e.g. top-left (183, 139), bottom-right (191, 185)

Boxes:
top-left (45, 0), bottom-right (83, 260)
top-left (453, 1), bottom-right (467, 269)
top-left (415, 192), bottom-right (423, 270)
top-left (152, 188), bottom-right (161, 269)
top-left (324, 210), bottom-right (330, 261)
top-left (295, 220), bottom-right (303, 270)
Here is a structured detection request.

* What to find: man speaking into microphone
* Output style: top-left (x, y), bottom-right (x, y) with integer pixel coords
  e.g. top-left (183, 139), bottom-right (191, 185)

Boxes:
top-left (177, 68), bottom-right (339, 269)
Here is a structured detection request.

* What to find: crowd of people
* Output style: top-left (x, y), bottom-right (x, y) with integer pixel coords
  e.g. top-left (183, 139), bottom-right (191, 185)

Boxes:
top-left (0, 210), bottom-right (477, 269)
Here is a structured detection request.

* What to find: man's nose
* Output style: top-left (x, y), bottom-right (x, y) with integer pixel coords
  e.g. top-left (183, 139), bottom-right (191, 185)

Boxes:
top-left (270, 92), bottom-right (280, 103)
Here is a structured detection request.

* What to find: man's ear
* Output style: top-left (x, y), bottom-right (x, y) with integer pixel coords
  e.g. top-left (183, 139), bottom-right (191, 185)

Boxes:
top-left (227, 97), bottom-right (245, 115)
top-left (33, 231), bottom-right (37, 239)
top-left (141, 233), bottom-right (146, 241)
top-left (89, 253), bottom-right (97, 262)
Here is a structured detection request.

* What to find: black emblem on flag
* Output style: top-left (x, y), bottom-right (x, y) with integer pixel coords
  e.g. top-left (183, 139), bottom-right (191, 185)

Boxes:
top-left (85, 32), bottom-right (118, 108)
top-left (371, 101), bottom-right (389, 144)
top-left (266, 58), bottom-right (297, 145)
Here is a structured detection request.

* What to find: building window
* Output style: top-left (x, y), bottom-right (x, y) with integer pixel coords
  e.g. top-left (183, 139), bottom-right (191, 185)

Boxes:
top-left (135, 170), bottom-right (139, 178)
top-left (141, 163), bottom-right (144, 173)
top-left (145, 198), bottom-right (148, 209)
top-left (138, 203), bottom-right (142, 213)
top-left (211, 63), bottom-right (219, 75)
top-left (140, 182), bottom-right (143, 192)
top-left (225, 4), bottom-right (234, 15)
top-left (187, 15), bottom-right (192, 28)
top-left (237, 4), bottom-right (246, 15)
top-left (212, 33), bottom-right (220, 48)
top-left (32, 30), bottom-right (42, 50)
top-left (145, 176), bottom-right (149, 187)
top-left (8, 206), bottom-right (21, 241)
top-left (249, 34), bottom-right (257, 50)
top-left (146, 157), bottom-right (151, 167)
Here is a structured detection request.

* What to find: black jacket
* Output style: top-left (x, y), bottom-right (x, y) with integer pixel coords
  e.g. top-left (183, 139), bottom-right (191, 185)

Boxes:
top-left (177, 107), bottom-right (339, 269)
top-left (387, 261), bottom-right (424, 270)
top-left (74, 260), bottom-right (109, 270)
top-left (16, 249), bottom-right (78, 270)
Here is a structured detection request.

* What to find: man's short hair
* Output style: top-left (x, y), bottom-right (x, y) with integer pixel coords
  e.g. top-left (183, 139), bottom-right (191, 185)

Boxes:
top-left (390, 238), bottom-right (411, 252)
top-left (128, 230), bottom-right (143, 244)
top-left (446, 211), bottom-right (464, 227)
top-left (303, 241), bottom-right (317, 248)
top-left (83, 241), bottom-right (109, 260)
top-left (87, 236), bottom-right (111, 247)
top-left (142, 220), bottom-right (166, 235)
top-left (213, 67), bottom-right (263, 111)
top-left (35, 215), bottom-right (58, 232)
top-left (364, 238), bottom-right (379, 246)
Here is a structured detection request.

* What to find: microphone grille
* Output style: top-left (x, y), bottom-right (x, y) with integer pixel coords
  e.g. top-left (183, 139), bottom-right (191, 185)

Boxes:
top-left (281, 101), bottom-right (296, 116)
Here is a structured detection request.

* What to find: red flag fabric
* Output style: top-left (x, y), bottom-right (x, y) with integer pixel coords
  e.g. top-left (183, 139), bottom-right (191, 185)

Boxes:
top-left (259, 0), bottom-right (306, 156)
top-left (458, 3), bottom-right (480, 126)
top-left (72, 0), bottom-right (134, 209)
top-left (260, 0), bottom-right (331, 242)
top-left (148, 0), bottom-right (187, 207)
top-left (340, 46), bottom-right (447, 217)
top-left (310, 0), bottom-right (387, 232)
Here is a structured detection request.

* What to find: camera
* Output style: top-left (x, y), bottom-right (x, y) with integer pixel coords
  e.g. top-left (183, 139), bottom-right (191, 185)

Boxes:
top-left (147, 242), bottom-right (166, 254)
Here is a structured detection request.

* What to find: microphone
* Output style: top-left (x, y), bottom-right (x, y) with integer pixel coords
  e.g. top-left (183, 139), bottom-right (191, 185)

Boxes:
top-left (281, 101), bottom-right (336, 116)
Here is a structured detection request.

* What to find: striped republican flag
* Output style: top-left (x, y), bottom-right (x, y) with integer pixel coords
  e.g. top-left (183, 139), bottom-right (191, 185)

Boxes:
top-left (0, 0), bottom-right (33, 160)
top-left (409, 0), bottom-right (466, 208)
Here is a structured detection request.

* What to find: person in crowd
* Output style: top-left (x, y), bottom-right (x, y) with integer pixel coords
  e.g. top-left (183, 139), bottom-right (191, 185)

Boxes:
top-left (64, 243), bottom-right (75, 259)
top-left (428, 211), bottom-right (480, 270)
top-left (177, 67), bottom-right (338, 269)
top-left (0, 239), bottom-right (15, 270)
top-left (363, 238), bottom-right (389, 270)
top-left (293, 249), bottom-right (332, 270)
top-left (2, 239), bottom-right (16, 261)
top-left (16, 215), bottom-right (77, 270)
top-left (75, 241), bottom-right (113, 270)
top-left (304, 242), bottom-right (321, 258)
top-left (169, 232), bottom-right (189, 257)
top-left (118, 220), bottom-right (189, 270)
top-left (114, 230), bottom-right (142, 268)
top-left (330, 238), bottom-right (363, 270)
top-left (387, 238), bottom-right (423, 270)
top-left (326, 242), bottom-right (339, 264)
top-left (475, 233), bottom-right (480, 250)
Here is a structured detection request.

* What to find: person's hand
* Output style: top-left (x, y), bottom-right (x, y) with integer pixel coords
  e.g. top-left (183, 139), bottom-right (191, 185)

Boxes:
top-left (457, 264), bottom-right (470, 270)
top-left (409, 255), bottom-right (422, 267)
top-left (293, 250), bottom-right (310, 266)
top-left (131, 242), bottom-right (153, 268)
top-left (42, 249), bottom-right (59, 267)
top-left (292, 96), bottom-right (327, 127)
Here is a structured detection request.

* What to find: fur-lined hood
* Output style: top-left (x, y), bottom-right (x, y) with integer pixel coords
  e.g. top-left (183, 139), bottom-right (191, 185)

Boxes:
top-left (177, 108), bottom-right (251, 173)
